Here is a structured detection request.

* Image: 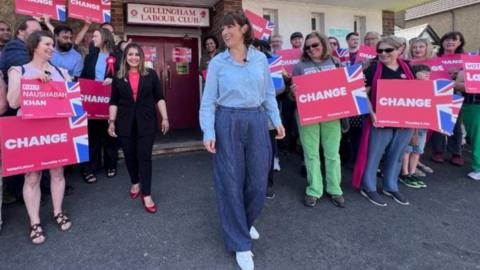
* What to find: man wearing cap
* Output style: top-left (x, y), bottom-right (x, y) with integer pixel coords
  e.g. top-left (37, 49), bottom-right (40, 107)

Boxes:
top-left (290, 32), bottom-right (303, 49)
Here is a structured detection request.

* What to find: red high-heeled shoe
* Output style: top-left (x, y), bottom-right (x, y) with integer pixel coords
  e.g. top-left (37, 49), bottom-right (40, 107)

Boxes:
top-left (141, 194), bottom-right (157, 213)
top-left (130, 190), bottom-right (140, 199)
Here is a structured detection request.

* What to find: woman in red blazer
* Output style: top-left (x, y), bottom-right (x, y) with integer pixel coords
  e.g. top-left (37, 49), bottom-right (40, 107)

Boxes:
top-left (108, 43), bottom-right (169, 213)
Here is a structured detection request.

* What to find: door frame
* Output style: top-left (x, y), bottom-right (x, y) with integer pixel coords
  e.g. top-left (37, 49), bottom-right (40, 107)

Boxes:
top-left (124, 27), bottom-right (203, 104)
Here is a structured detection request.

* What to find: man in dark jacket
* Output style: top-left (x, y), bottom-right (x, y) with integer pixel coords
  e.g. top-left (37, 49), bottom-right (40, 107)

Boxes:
top-left (0, 17), bottom-right (41, 86)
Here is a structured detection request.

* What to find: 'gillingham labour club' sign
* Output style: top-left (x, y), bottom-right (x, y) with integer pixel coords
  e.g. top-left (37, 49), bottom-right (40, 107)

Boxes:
top-left (127, 4), bottom-right (210, 27)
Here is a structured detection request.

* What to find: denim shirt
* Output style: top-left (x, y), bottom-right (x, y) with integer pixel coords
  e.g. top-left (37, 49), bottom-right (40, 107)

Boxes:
top-left (199, 47), bottom-right (281, 141)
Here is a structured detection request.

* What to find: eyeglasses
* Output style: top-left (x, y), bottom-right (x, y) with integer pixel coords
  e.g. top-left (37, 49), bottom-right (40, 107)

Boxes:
top-left (329, 42), bottom-right (338, 46)
top-left (376, 48), bottom-right (395, 54)
top-left (305, 43), bottom-right (321, 51)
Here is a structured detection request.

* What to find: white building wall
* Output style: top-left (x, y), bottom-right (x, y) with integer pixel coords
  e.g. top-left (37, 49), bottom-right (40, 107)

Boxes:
top-left (243, 0), bottom-right (383, 48)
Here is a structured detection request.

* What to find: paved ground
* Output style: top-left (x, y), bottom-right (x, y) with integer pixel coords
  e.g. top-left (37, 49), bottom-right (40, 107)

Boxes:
top-left (1, 150), bottom-right (480, 270)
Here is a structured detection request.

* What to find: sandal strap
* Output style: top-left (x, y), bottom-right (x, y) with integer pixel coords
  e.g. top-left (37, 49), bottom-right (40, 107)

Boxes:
top-left (30, 224), bottom-right (44, 240)
top-left (54, 213), bottom-right (71, 225)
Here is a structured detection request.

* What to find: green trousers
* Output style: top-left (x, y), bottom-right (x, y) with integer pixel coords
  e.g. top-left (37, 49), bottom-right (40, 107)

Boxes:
top-left (461, 104), bottom-right (480, 171)
top-left (297, 117), bottom-right (343, 198)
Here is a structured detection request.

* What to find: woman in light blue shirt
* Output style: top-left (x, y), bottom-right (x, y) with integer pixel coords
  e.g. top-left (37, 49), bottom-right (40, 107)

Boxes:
top-left (199, 11), bottom-right (285, 270)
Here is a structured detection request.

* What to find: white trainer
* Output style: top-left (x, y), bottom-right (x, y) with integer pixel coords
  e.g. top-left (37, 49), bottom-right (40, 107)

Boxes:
top-left (249, 226), bottom-right (260, 240)
top-left (236, 251), bottom-right (254, 270)
top-left (273, 157), bottom-right (281, 171)
top-left (467, 171), bottom-right (480, 181)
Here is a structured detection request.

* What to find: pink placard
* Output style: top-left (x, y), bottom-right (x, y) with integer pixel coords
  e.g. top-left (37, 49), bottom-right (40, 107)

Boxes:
top-left (0, 114), bottom-right (89, 176)
top-left (68, 0), bottom-right (111, 23)
top-left (79, 79), bottom-right (111, 119)
top-left (276, 48), bottom-right (302, 75)
top-left (411, 58), bottom-right (451, 80)
top-left (462, 54), bottom-right (480, 93)
top-left (375, 79), bottom-right (460, 134)
top-left (244, 9), bottom-right (273, 41)
top-left (15, 0), bottom-right (66, 21)
top-left (293, 64), bottom-right (368, 125)
top-left (354, 45), bottom-right (377, 64)
top-left (438, 54), bottom-right (463, 72)
top-left (20, 80), bottom-right (83, 119)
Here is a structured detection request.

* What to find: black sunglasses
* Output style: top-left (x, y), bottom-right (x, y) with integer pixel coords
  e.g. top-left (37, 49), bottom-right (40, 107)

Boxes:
top-left (377, 48), bottom-right (395, 54)
top-left (305, 43), bottom-right (321, 51)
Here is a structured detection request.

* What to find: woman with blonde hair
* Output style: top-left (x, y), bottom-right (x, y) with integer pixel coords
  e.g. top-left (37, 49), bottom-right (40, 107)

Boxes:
top-left (408, 37), bottom-right (434, 61)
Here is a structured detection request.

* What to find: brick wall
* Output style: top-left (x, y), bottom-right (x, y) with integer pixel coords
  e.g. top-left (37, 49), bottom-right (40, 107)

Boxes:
top-left (382, 10), bottom-right (395, 36)
top-left (111, 0), bottom-right (125, 36)
top-left (203, 0), bottom-right (243, 49)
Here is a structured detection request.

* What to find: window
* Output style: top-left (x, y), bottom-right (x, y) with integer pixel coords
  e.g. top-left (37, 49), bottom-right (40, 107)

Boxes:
top-left (263, 9), bottom-right (279, 35)
top-left (311, 13), bottom-right (325, 33)
top-left (354, 16), bottom-right (366, 39)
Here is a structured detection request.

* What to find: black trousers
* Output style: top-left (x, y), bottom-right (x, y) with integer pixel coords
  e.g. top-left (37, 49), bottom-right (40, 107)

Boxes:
top-left (340, 126), bottom-right (363, 166)
top-left (430, 118), bottom-right (463, 156)
top-left (82, 120), bottom-right (119, 175)
top-left (119, 123), bottom-right (155, 196)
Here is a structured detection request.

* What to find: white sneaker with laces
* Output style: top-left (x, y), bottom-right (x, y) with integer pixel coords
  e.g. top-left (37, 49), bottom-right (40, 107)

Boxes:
top-left (236, 251), bottom-right (254, 270)
top-left (273, 157), bottom-right (281, 171)
top-left (249, 226), bottom-right (260, 240)
top-left (468, 171), bottom-right (480, 181)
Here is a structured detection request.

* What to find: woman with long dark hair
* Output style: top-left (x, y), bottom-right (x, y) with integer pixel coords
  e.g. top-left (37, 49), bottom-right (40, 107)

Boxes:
top-left (80, 28), bottom-right (122, 183)
top-left (199, 11), bottom-right (284, 270)
top-left (430, 31), bottom-right (466, 166)
top-left (108, 43), bottom-right (169, 213)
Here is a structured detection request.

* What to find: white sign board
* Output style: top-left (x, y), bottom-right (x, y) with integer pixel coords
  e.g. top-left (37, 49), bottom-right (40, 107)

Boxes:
top-left (127, 4), bottom-right (210, 27)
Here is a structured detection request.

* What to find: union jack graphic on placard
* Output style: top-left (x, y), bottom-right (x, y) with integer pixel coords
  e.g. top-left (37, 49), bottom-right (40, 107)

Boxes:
top-left (66, 81), bottom-right (85, 117)
top-left (56, 5), bottom-right (66, 21)
top-left (334, 48), bottom-right (350, 64)
top-left (103, 9), bottom-right (111, 23)
top-left (344, 64), bottom-right (364, 82)
top-left (68, 112), bottom-right (89, 163)
top-left (66, 81), bottom-right (80, 94)
top-left (244, 9), bottom-right (274, 42)
top-left (69, 111), bottom-right (88, 130)
top-left (434, 79), bottom-right (454, 96)
top-left (434, 80), bottom-right (456, 134)
top-left (262, 20), bottom-right (275, 41)
top-left (344, 64), bottom-right (368, 115)
top-left (73, 134), bottom-right (89, 163)
top-left (268, 54), bottom-right (284, 91)
top-left (351, 88), bottom-right (369, 115)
